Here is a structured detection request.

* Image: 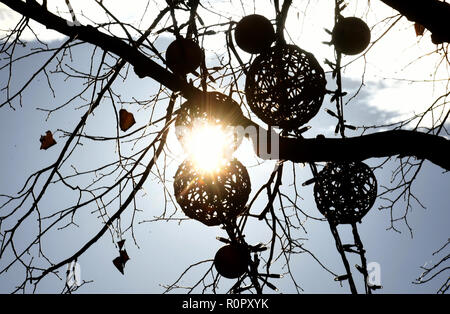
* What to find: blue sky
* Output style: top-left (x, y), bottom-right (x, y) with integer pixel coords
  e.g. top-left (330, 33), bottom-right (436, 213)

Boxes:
top-left (0, 0), bottom-right (449, 294)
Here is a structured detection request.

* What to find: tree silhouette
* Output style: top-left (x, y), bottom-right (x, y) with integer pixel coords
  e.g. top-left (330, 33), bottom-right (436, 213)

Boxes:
top-left (0, 0), bottom-right (448, 294)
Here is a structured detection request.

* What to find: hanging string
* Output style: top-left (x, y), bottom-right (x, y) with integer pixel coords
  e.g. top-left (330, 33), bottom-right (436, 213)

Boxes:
top-left (333, 1), bottom-right (346, 138)
top-left (351, 222), bottom-right (371, 294)
top-left (305, 0), bottom-right (374, 294)
top-left (329, 221), bottom-right (358, 293)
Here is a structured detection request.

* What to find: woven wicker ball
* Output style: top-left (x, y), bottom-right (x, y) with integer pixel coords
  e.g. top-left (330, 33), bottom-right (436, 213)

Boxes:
top-left (214, 244), bottom-right (249, 279)
top-left (332, 17), bottom-right (371, 55)
top-left (166, 38), bottom-right (203, 75)
top-left (175, 92), bottom-right (243, 151)
top-left (245, 44), bottom-right (326, 130)
top-left (234, 14), bottom-right (275, 54)
top-left (173, 158), bottom-right (251, 226)
top-left (313, 161), bottom-right (377, 225)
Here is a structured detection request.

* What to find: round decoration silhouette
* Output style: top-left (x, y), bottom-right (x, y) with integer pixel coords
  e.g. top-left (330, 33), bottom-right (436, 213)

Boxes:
top-left (166, 38), bottom-right (203, 75)
top-left (313, 161), bottom-right (377, 225)
top-left (175, 92), bottom-right (243, 151)
top-left (332, 17), bottom-right (371, 55)
top-left (214, 244), bottom-right (249, 279)
top-left (245, 44), bottom-right (326, 130)
top-left (234, 14), bottom-right (275, 54)
top-left (173, 158), bottom-right (251, 226)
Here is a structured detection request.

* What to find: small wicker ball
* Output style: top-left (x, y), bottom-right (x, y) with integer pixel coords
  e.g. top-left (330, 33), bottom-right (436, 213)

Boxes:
top-left (245, 44), bottom-right (326, 130)
top-left (234, 14), bottom-right (275, 54)
top-left (173, 158), bottom-right (251, 226)
top-left (175, 92), bottom-right (243, 151)
top-left (214, 245), bottom-right (249, 279)
top-left (332, 17), bottom-right (371, 55)
top-left (314, 161), bottom-right (377, 225)
top-left (166, 38), bottom-right (203, 75)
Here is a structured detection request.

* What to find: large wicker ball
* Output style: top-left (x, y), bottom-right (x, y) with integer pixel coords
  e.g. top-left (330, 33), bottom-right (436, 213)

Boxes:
top-left (173, 158), bottom-right (251, 226)
top-left (214, 245), bottom-right (249, 279)
top-left (234, 14), bottom-right (275, 54)
top-left (245, 44), bottom-right (326, 130)
top-left (175, 92), bottom-right (243, 151)
top-left (332, 17), bottom-right (371, 55)
top-left (166, 38), bottom-right (203, 75)
top-left (313, 161), bottom-right (377, 225)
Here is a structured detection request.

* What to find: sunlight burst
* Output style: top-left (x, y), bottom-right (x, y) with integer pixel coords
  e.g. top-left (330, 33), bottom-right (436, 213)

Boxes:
top-left (184, 123), bottom-right (234, 173)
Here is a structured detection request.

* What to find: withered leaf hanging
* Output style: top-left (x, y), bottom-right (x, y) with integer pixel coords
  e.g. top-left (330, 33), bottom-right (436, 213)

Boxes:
top-left (39, 131), bottom-right (57, 150)
top-left (120, 249), bottom-right (130, 263)
top-left (119, 109), bottom-right (136, 132)
top-left (414, 23), bottom-right (425, 37)
top-left (112, 256), bottom-right (124, 274)
top-left (117, 239), bottom-right (126, 250)
top-left (112, 249), bottom-right (130, 275)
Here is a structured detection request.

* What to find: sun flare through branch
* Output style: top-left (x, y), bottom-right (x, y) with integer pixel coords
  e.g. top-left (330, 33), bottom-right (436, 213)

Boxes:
top-left (183, 122), bottom-right (235, 173)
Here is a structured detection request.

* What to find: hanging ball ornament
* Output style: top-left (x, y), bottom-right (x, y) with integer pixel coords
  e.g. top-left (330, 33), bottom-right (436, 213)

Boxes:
top-left (245, 44), bottom-right (326, 130)
top-left (313, 161), bottom-right (377, 225)
top-left (166, 38), bottom-right (203, 75)
top-left (234, 14), bottom-right (275, 54)
top-left (173, 158), bottom-right (251, 227)
top-left (175, 92), bottom-right (244, 151)
top-left (214, 244), bottom-right (249, 279)
top-left (332, 17), bottom-right (371, 55)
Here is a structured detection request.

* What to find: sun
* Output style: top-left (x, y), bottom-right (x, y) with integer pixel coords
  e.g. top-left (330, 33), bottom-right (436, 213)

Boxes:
top-left (183, 122), bottom-right (234, 173)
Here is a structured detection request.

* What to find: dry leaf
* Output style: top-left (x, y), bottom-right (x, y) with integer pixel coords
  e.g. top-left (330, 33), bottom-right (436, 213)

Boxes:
top-left (414, 23), bottom-right (425, 36)
top-left (40, 131), bottom-right (57, 150)
top-left (112, 249), bottom-right (130, 275)
top-left (120, 249), bottom-right (130, 263)
top-left (119, 109), bottom-right (136, 132)
top-left (117, 239), bottom-right (126, 250)
top-left (112, 256), bottom-right (125, 275)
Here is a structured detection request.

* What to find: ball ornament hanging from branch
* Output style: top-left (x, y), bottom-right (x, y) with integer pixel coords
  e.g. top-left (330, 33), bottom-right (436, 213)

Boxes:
top-left (175, 92), bottom-right (244, 152)
top-left (313, 161), bottom-right (377, 225)
top-left (234, 14), bottom-right (275, 54)
top-left (245, 44), bottom-right (326, 130)
top-left (332, 17), bottom-right (371, 55)
top-left (166, 38), bottom-right (203, 75)
top-left (214, 244), bottom-right (249, 279)
top-left (173, 158), bottom-right (251, 227)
